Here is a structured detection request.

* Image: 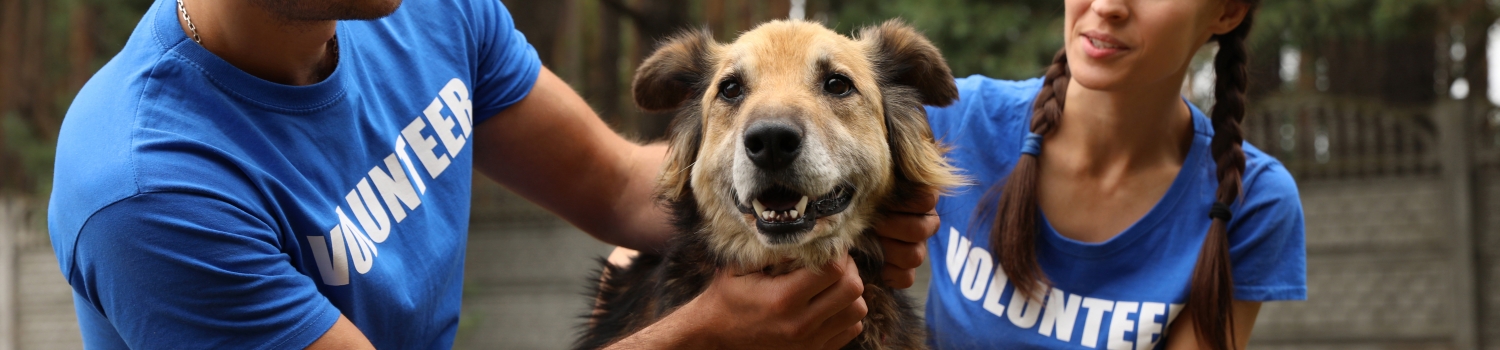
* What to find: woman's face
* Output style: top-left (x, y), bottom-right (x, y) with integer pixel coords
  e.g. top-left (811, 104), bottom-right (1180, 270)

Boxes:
top-left (1062, 0), bottom-right (1247, 92)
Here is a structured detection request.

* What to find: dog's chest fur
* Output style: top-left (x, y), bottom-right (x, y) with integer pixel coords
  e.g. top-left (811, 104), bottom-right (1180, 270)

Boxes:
top-left (577, 192), bottom-right (926, 350)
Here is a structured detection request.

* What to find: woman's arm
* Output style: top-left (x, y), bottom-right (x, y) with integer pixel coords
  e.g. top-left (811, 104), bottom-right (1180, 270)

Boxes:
top-left (1164, 301), bottom-right (1262, 350)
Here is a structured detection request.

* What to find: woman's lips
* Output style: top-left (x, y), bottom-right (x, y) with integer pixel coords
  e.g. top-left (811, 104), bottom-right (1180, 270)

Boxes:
top-left (1080, 32), bottom-right (1129, 59)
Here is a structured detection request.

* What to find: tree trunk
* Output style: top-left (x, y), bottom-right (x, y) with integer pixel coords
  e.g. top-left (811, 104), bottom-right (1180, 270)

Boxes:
top-left (587, 0), bottom-right (622, 127)
top-left (501, 0), bottom-right (569, 67)
top-left (629, 0), bottom-right (693, 140)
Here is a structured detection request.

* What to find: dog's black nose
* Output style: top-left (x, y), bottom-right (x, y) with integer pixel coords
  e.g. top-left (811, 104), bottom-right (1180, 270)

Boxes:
top-left (744, 122), bottom-right (802, 170)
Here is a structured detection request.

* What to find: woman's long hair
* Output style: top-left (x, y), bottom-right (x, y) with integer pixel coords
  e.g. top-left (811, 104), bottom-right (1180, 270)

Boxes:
top-left (989, 2), bottom-right (1260, 349)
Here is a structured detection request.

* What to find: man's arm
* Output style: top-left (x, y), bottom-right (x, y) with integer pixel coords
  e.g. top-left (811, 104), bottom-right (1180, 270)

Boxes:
top-left (306, 315), bottom-right (375, 350)
top-left (472, 67), bottom-right (672, 251)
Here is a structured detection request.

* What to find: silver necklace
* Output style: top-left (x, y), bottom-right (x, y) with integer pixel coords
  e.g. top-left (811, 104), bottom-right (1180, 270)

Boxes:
top-left (176, 0), bottom-right (202, 44)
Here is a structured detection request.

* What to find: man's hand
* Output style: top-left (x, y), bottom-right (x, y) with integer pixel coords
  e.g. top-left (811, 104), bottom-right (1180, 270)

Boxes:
top-left (608, 254), bottom-right (868, 350)
top-left (870, 190), bottom-right (941, 289)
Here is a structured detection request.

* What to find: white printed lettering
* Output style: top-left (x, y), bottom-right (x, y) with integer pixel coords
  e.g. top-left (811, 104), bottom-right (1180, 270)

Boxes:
top-left (307, 228), bottom-right (349, 286)
top-left (1006, 284), bottom-right (1044, 328)
top-left (1135, 302), bottom-right (1167, 350)
top-left (1107, 301), bottom-right (1139, 349)
top-left (1040, 288), bottom-right (1083, 342)
top-left (402, 118), bottom-right (451, 177)
top-left (394, 136), bottom-right (428, 194)
top-left (946, 227), bottom-right (971, 283)
top-left (959, 246), bottom-right (993, 301)
top-left (347, 179), bottom-right (392, 242)
top-left (1081, 297), bottom-right (1115, 348)
top-left (982, 265), bottom-right (1009, 316)
top-left (423, 97), bottom-right (467, 158)
top-left (337, 207), bottom-right (378, 274)
top-left (438, 78), bottom-right (474, 137)
top-left (367, 154), bottom-right (423, 223)
top-left (1168, 303), bottom-right (1184, 325)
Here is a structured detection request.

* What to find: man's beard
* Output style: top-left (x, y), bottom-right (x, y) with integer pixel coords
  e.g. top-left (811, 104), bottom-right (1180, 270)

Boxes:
top-left (252, 0), bottom-right (403, 21)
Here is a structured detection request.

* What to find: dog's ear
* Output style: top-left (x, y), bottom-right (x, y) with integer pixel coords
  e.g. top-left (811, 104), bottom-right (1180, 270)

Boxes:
top-left (860, 19), bottom-right (957, 107)
top-left (657, 110), bottom-right (703, 201)
top-left (633, 29), bottom-right (716, 112)
top-left (634, 29), bottom-right (716, 201)
top-left (860, 20), bottom-right (966, 196)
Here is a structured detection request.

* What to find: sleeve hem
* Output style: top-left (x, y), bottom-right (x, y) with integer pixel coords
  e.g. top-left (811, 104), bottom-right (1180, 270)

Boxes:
top-left (1234, 285), bottom-right (1306, 302)
top-left (268, 301), bottom-right (344, 349)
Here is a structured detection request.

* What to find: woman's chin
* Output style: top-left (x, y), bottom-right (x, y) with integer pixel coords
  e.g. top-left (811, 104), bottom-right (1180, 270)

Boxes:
top-left (1066, 66), bottom-right (1133, 92)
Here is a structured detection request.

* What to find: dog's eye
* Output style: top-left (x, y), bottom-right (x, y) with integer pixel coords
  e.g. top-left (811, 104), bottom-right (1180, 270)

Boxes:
top-left (719, 80), bottom-right (745, 101)
top-left (823, 74), bottom-right (854, 97)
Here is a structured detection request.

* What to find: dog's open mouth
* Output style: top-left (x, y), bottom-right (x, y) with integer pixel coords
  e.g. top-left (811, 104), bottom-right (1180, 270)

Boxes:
top-left (736, 184), bottom-right (855, 240)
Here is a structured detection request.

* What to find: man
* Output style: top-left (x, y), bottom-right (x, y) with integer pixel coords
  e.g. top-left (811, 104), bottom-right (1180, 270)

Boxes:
top-left (48, 0), bottom-right (941, 349)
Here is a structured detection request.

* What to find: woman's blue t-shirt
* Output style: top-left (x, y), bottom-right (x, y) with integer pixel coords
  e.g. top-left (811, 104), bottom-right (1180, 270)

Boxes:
top-left (922, 76), bottom-right (1307, 349)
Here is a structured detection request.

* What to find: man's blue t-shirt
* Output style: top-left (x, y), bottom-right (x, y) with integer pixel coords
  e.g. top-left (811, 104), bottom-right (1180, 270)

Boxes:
top-left (922, 77), bottom-right (1307, 349)
top-left (48, 0), bottom-right (540, 348)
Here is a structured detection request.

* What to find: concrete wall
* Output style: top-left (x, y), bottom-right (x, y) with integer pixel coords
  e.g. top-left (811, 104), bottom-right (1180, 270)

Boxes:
top-left (1252, 176), bottom-right (1461, 349)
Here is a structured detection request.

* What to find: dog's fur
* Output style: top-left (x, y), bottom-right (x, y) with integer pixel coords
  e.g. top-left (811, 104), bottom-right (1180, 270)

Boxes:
top-left (578, 20), bottom-right (963, 350)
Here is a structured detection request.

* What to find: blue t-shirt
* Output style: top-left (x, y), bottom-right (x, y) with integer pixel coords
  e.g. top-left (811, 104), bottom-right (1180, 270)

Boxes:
top-left (923, 77), bottom-right (1306, 349)
top-left (48, 0), bottom-right (540, 348)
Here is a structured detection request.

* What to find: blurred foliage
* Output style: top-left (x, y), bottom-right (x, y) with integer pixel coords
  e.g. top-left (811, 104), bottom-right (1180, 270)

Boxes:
top-left (1255, 0), bottom-right (1448, 45)
top-left (825, 0), bottom-right (1479, 81)
top-left (829, 0), bottom-right (1065, 80)
top-left (0, 0), bottom-right (151, 198)
top-left (2, 112), bottom-right (55, 196)
top-left (0, 0), bottom-right (1493, 198)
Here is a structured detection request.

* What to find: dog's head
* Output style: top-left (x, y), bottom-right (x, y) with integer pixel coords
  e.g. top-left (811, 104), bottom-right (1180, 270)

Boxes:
top-left (635, 20), bottom-right (964, 270)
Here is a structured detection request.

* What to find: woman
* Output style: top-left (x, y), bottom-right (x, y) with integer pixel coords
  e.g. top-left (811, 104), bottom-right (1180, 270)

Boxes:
top-left (923, 0), bottom-right (1303, 349)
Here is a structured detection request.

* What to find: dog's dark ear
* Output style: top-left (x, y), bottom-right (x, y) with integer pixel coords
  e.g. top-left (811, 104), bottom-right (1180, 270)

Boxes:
top-left (635, 29), bottom-right (715, 201)
top-left (633, 29), bottom-right (716, 112)
top-left (878, 86), bottom-right (966, 197)
top-left (658, 111), bottom-right (703, 201)
top-left (861, 20), bottom-right (966, 196)
top-left (860, 19), bottom-right (957, 107)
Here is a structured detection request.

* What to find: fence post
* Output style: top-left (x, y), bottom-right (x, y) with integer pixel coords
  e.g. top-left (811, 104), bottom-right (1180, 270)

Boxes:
top-left (0, 197), bottom-right (18, 350)
top-left (1436, 100), bottom-right (1480, 349)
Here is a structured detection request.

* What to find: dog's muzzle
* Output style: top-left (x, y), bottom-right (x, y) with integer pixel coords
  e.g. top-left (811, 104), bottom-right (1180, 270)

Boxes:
top-left (735, 184), bottom-right (855, 244)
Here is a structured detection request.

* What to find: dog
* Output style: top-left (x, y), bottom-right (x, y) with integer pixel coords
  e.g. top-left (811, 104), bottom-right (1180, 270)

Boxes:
top-left (578, 19), bottom-right (963, 350)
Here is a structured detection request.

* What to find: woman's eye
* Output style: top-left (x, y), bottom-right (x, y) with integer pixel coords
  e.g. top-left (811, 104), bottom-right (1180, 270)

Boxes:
top-left (823, 74), bottom-right (854, 96)
top-left (719, 80), bottom-right (744, 101)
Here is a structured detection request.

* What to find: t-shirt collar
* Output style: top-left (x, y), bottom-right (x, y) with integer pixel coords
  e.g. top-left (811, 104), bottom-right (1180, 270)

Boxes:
top-left (149, 0), bottom-right (349, 112)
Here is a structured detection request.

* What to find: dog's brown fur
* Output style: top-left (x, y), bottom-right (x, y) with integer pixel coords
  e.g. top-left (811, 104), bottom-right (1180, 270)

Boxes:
top-left (578, 20), bottom-right (962, 350)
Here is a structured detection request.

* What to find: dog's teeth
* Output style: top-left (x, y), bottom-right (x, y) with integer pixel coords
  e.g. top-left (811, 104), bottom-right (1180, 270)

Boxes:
top-left (753, 200), bottom-right (767, 217)
top-left (795, 196), bottom-right (809, 215)
top-left (762, 211), bottom-right (772, 220)
top-left (790, 210), bottom-right (799, 219)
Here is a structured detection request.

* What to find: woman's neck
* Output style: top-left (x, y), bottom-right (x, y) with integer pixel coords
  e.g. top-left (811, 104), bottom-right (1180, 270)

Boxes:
top-left (1046, 76), bottom-right (1195, 178)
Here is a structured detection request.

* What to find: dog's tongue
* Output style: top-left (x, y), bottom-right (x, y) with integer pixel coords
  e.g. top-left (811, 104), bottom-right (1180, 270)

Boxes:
top-left (756, 186), bottom-right (802, 211)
